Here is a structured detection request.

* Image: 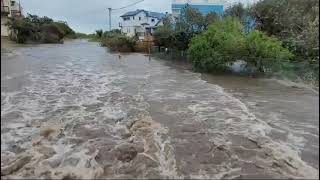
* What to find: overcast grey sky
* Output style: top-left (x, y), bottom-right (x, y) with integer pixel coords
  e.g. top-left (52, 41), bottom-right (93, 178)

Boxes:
top-left (21, 0), bottom-right (256, 34)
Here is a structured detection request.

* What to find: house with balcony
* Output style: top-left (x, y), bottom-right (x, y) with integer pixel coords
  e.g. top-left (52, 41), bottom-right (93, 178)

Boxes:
top-left (119, 9), bottom-right (166, 41)
top-left (172, 0), bottom-right (226, 17)
top-left (1, 0), bottom-right (23, 36)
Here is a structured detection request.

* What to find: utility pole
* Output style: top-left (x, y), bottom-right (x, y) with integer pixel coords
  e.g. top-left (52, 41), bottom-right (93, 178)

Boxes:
top-left (107, 0), bottom-right (144, 32)
top-left (108, 8), bottom-right (112, 31)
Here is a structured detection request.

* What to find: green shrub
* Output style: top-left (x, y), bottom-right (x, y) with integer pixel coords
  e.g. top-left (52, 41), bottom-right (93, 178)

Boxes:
top-left (101, 33), bottom-right (136, 52)
top-left (245, 30), bottom-right (294, 72)
top-left (6, 14), bottom-right (76, 44)
top-left (173, 30), bottom-right (192, 52)
top-left (95, 29), bottom-right (103, 38)
top-left (7, 18), bottom-right (35, 43)
top-left (188, 18), bottom-right (247, 71)
top-left (188, 18), bottom-right (293, 73)
top-left (153, 25), bottom-right (174, 48)
top-left (250, 0), bottom-right (319, 62)
top-left (134, 41), bottom-right (151, 53)
top-left (25, 14), bottom-right (53, 25)
top-left (54, 21), bottom-right (76, 38)
top-left (40, 24), bottom-right (64, 43)
top-left (246, 31), bottom-right (293, 60)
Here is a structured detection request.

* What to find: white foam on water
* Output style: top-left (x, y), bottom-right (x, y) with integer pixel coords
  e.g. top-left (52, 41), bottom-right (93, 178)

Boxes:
top-left (250, 122), bottom-right (272, 137)
top-left (153, 131), bottom-right (179, 179)
top-left (287, 133), bottom-right (306, 151)
top-left (184, 78), bottom-right (318, 178)
top-left (65, 62), bottom-right (73, 66)
top-left (265, 141), bottom-right (319, 179)
top-left (5, 123), bottom-right (25, 129)
top-left (101, 106), bottom-right (126, 120)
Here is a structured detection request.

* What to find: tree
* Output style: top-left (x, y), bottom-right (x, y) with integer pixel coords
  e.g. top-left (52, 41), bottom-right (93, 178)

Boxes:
top-left (6, 14), bottom-right (75, 43)
top-left (40, 23), bottom-right (65, 43)
top-left (110, 29), bottom-right (121, 34)
top-left (25, 14), bottom-right (53, 25)
top-left (173, 30), bottom-right (192, 55)
top-left (188, 18), bottom-right (247, 72)
top-left (153, 25), bottom-right (174, 49)
top-left (7, 18), bottom-right (35, 43)
top-left (245, 30), bottom-right (294, 72)
top-left (54, 21), bottom-right (75, 38)
top-left (177, 6), bottom-right (205, 32)
top-left (162, 16), bottom-right (173, 26)
top-left (188, 18), bottom-right (293, 73)
top-left (224, 3), bottom-right (247, 21)
top-left (250, 0), bottom-right (319, 62)
top-left (95, 29), bottom-right (103, 38)
top-left (204, 12), bottom-right (219, 29)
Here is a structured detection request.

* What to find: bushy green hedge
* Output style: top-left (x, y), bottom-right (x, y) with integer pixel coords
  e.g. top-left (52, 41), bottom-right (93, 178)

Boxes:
top-left (100, 32), bottom-right (136, 52)
top-left (246, 31), bottom-right (293, 60)
top-left (188, 18), bottom-right (246, 71)
top-left (188, 18), bottom-right (294, 72)
top-left (7, 14), bottom-right (76, 43)
top-left (54, 21), bottom-right (76, 39)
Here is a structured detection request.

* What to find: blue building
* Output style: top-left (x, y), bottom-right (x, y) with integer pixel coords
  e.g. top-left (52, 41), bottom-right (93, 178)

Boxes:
top-left (171, 0), bottom-right (256, 32)
top-left (172, 0), bottom-right (226, 17)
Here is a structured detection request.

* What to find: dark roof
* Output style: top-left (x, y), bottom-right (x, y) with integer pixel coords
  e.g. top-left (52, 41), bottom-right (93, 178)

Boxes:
top-left (120, 9), bottom-right (145, 17)
top-left (147, 12), bottom-right (165, 19)
top-left (120, 9), bottom-right (165, 19)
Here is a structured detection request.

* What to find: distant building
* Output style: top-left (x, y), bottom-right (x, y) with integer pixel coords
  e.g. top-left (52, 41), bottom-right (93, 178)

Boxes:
top-left (1, 0), bottom-right (23, 36)
top-left (119, 9), bottom-right (166, 40)
top-left (172, 0), bottom-right (226, 17)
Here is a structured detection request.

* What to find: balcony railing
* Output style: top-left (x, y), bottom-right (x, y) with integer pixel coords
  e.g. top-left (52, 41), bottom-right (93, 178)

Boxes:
top-left (1, 6), bottom-right (9, 15)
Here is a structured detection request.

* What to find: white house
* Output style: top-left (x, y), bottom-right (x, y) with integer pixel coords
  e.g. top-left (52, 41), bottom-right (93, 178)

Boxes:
top-left (1, 0), bottom-right (23, 36)
top-left (119, 9), bottom-right (166, 40)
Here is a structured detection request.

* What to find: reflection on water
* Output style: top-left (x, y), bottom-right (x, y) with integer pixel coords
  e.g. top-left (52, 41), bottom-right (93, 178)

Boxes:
top-left (1, 40), bottom-right (319, 179)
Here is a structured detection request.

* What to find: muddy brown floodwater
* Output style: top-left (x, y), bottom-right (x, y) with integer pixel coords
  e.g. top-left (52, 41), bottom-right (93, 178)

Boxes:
top-left (1, 39), bottom-right (319, 179)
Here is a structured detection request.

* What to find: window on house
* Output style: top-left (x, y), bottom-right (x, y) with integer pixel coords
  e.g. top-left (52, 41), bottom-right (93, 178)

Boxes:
top-left (139, 17), bottom-right (141, 20)
top-left (151, 19), bottom-right (155, 22)
top-left (123, 17), bottom-right (130, 21)
top-left (133, 16), bottom-right (135, 20)
top-left (11, 1), bottom-right (15, 6)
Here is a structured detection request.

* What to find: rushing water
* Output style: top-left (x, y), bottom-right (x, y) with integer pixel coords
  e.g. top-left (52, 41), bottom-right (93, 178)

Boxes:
top-left (1, 39), bottom-right (319, 179)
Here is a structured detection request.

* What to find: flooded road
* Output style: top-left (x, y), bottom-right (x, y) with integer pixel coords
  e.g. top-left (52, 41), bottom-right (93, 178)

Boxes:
top-left (1, 40), bottom-right (319, 179)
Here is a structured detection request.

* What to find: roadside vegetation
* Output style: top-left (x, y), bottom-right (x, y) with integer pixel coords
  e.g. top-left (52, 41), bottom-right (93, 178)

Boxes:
top-left (89, 29), bottom-right (152, 53)
top-left (100, 30), bottom-right (135, 52)
top-left (188, 18), bottom-right (293, 73)
top-left (7, 14), bottom-right (77, 43)
top-left (153, 0), bottom-right (319, 86)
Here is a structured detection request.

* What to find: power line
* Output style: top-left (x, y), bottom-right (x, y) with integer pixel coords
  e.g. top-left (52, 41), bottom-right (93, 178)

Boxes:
top-left (112, 0), bottom-right (144, 10)
top-left (107, 0), bottom-right (144, 31)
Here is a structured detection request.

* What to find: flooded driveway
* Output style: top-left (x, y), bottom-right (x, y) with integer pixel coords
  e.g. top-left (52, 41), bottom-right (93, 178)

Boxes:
top-left (1, 40), bottom-right (319, 179)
